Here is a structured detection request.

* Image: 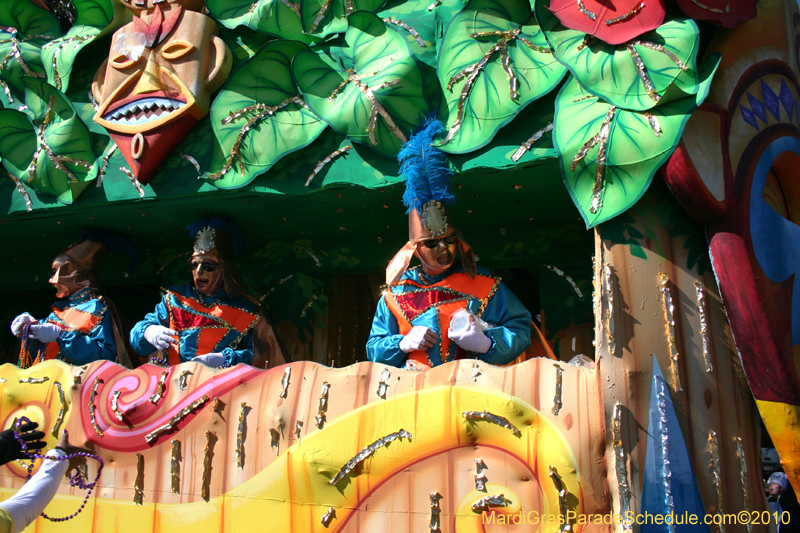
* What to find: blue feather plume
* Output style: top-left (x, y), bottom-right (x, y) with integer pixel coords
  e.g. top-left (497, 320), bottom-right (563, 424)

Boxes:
top-left (186, 216), bottom-right (250, 256)
top-left (79, 229), bottom-right (140, 269)
top-left (399, 117), bottom-right (455, 214)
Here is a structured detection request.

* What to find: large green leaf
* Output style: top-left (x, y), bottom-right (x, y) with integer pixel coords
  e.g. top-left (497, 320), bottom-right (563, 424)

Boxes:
top-left (209, 40), bottom-right (327, 189)
top-left (0, 2), bottom-right (61, 96)
top-left (300, 0), bottom-right (386, 37)
top-left (0, 109), bottom-right (36, 174)
top-left (41, 0), bottom-right (121, 93)
top-left (293, 11), bottom-right (431, 158)
top-left (436, 0), bottom-right (566, 154)
top-left (538, 0), bottom-right (700, 112)
top-left (553, 55), bottom-right (719, 227)
top-left (206, 0), bottom-right (317, 44)
top-left (0, 78), bottom-right (99, 204)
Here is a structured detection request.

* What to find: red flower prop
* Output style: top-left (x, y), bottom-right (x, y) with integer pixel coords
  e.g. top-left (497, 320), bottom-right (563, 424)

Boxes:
top-left (675, 0), bottom-right (755, 28)
top-left (547, 0), bottom-right (666, 45)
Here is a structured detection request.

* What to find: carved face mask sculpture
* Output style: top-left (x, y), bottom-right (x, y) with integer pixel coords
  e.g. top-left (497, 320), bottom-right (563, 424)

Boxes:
top-left (92, 1), bottom-right (231, 183)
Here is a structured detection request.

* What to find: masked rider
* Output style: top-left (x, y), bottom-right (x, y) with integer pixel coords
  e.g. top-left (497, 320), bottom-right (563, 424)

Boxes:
top-left (367, 120), bottom-right (533, 369)
top-left (10, 231), bottom-right (138, 368)
top-left (129, 218), bottom-right (285, 368)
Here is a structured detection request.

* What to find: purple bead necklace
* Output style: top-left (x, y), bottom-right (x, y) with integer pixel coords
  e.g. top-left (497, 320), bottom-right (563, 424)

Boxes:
top-left (13, 417), bottom-right (104, 522)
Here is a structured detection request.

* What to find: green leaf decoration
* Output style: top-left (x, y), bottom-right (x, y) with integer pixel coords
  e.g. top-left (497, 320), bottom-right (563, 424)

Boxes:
top-left (553, 55), bottom-right (719, 228)
top-left (206, 0), bottom-right (318, 44)
top-left (300, 0), bottom-right (386, 37)
top-left (208, 40), bottom-right (327, 189)
top-left (436, 0), bottom-right (566, 154)
top-left (537, 0), bottom-right (700, 112)
top-left (293, 11), bottom-right (431, 158)
top-left (41, 0), bottom-right (120, 94)
top-left (0, 2), bottom-right (61, 96)
top-left (0, 78), bottom-right (98, 205)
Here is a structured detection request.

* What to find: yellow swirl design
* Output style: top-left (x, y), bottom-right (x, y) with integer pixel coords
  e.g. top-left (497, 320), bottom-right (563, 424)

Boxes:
top-left (140, 386), bottom-right (581, 532)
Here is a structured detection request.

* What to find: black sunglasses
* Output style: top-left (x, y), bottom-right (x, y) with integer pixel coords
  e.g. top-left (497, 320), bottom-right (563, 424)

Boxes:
top-left (422, 235), bottom-right (457, 248)
top-left (189, 260), bottom-right (219, 273)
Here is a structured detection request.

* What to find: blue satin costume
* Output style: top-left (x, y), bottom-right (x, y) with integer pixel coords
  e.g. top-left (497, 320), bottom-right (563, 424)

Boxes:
top-left (43, 288), bottom-right (118, 365)
top-left (129, 283), bottom-right (260, 365)
top-left (367, 264), bottom-right (532, 367)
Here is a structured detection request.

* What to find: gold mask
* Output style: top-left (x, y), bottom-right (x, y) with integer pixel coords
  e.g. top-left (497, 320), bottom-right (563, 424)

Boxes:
top-left (92, 2), bottom-right (231, 183)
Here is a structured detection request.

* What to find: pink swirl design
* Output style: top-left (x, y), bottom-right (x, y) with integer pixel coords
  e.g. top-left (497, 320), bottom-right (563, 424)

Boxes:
top-left (79, 362), bottom-right (263, 451)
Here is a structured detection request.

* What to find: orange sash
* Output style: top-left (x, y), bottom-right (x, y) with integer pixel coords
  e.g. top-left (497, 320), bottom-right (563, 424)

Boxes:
top-left (385, 272), bottom-right (499, 368)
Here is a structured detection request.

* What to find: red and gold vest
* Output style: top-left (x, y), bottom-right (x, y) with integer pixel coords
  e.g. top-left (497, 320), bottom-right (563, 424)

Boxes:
top-left (384, 271), bottom-right (500, 369)
top-left (163, 289), bottom-right (261, 365)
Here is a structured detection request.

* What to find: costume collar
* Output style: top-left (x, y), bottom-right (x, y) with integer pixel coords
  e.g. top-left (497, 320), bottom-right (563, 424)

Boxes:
top-left (410, 263), bottom-right (460, 286)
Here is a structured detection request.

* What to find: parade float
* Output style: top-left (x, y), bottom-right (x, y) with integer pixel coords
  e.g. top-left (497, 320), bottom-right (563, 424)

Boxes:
top-left (0, 0), bottom-right (798, 528)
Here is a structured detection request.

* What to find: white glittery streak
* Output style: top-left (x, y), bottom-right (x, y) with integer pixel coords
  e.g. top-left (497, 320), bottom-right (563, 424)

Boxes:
top-left (474, 459), bottom-right (487, 491)
top-left (612, 402), bottom-right (632, 529)
top-left (735, 437), bottom-right (752, 533)
top-left (694, 281), bottom-right (713, 372)
top-left (383, 18), bottom-right (425, 47)
top-left (180, 153), bottom-right (201, 174)
top-left (377, 367), bottom-right (391, 399)
top-left (552, 364), bottom-right (563, 415)
top-left (605, 2), bottom-right (645, 24)
top-left (512, 122), bottom-right (553, 162)
top-left (570, 106), bottom-right (616, 214)
top-left (644, 112), bottom-right (662, 137)
top-left (51, 382), bottom-right (66, 437)
top-left (549, 466), bottom-right (571, 532)
top-left (305, 145), bottom-right (351, 186)
top-left (429, 492), bottom-right (442, 531)
top-left (120, 167), bottom-right (145, 197)
top-left (280, 0), bottom-right (301, 17)
top-left (444, 30), bottom-right (520, 144)
top-left (605, 263), bottom-right (616, 357)
top-left (655, 376), bottom-right (675, 533)
top-left (0, 79), bottom-right (12, 103)
top-left (688, 0), bottom-right (729, 13)
top-left (316, 381), bottom-right (330, 428)
top-left (96, 143), bottom-right (117, 187)
top-left (545, 263), bottom-right (583, 297)
top-left (308, 0), bottom-right (333, 33)
top-left (627, 44), bottom-right (660, 103)
top-left (577, 0), bottom-right (597, 19)
top-left (709, 430), bottom-right (725, 533)
top-left (279, 367), bottom-right (291, 399)
top-left (321, 507), bottom-right (337, 527)
top-left (111, 390), bottom-right (124, 421)
top-left (658, 273), bottom-right (682, 391)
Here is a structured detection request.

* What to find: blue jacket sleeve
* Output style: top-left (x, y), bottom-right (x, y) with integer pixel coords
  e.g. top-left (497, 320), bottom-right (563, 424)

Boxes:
top-left (129, 296), bottom-right (169, 356)
top-left (55, 311), bottom-right (117, 365)
top-left (221, 329), bottom-right (254, 366)
top-left (478, 282), bottom-right (532, 365)
top-left (366, 295), bottom-right (408, 368)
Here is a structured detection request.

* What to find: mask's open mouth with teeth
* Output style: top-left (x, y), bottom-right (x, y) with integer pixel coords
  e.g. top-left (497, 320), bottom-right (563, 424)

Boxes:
top-left (103, 97), bottom-right (186, 126)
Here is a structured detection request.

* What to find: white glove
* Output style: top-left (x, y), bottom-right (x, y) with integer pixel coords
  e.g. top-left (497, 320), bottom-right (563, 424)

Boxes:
top-left (192, 353), bottom-right (225, 367)
top-left (11, 313), bottom-right (36, 337)
top-left (29, 323), bottom-right (63, 344)
top-left (448, 316), bottom-right (491, 354)
top-left (144, 325), bottom-right (178, 351)
top-left (399, 326), bottom-right (437, 353)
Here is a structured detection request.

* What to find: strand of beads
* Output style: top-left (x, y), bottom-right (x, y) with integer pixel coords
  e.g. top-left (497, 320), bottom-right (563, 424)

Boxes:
top-left (13, 417), bottom-right (104, 522)
top-left (18, 324), bottom-right (45, 369)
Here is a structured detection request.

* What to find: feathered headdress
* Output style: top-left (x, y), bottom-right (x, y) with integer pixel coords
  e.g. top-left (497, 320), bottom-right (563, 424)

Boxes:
top-left (386, 118), bottom-right (476, 285)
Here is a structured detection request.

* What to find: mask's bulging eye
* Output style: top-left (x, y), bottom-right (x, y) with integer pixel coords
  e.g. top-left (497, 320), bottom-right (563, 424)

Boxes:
top-left (110, 53), bottom-right (140, 70)
top-left (160, 40), bottom-right (195, 60)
